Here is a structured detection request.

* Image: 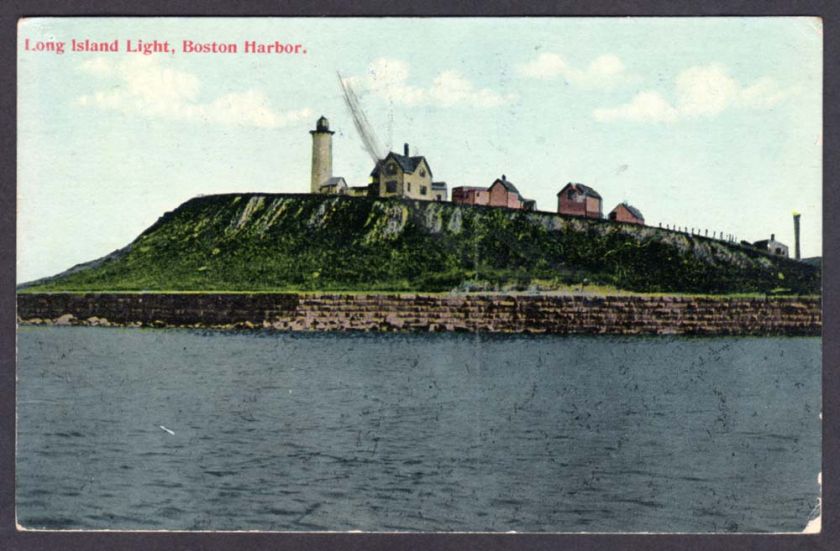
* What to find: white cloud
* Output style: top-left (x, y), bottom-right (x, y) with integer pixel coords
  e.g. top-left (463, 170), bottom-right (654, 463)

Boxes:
top-left (594, 63), bottom-right (797, 123)
top-left (739, 76), bottom-right (797, 109)
top-left (76, 56), bottom-right (312, 128)
top-left (518, 52), bottom-right (568, 79)
top-left (674, 64), bottom-right (741, 117)
top-left (348, 58), bottom-right (516, 108)
top-left (517, 52), bottom-right (633, 88)
top-left (593, 91), bottom-right (679, 123)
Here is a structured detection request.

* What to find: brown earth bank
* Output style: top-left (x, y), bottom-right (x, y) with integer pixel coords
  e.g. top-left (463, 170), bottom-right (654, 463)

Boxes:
top-left (16, 293), bottom-right (821, 336)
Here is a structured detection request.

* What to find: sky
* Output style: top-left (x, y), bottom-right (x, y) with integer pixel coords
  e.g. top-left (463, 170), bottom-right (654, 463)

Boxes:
top-left (17, 17), bottom-right (822, 283)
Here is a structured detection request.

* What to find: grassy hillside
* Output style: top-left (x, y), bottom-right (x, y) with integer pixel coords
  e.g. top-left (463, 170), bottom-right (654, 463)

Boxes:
top-left (20, 193), bottom-right (820, 294)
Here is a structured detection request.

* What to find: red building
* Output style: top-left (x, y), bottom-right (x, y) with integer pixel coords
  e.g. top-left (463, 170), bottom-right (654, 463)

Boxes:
top-left (557, 183), bottom-right (602, 219)
top-left (451, 186), bottom-right (489, 205)
top-left (452, 175), bottom-right (535, 211)
top-left (608, 202), bottom-right (645, 225)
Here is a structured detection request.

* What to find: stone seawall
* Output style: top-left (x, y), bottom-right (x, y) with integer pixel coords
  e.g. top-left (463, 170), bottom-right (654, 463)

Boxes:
top-left (16, 293), bottom-right (821, 336)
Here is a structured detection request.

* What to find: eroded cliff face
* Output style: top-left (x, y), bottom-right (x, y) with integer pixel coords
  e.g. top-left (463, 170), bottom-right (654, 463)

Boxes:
top-left (19, 193), bottom-right (820, 294)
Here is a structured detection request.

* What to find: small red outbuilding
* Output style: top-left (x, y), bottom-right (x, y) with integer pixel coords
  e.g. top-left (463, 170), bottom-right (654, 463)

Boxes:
top-left (452, 175), bottom-right (535, 211)
top-left (608, 202), bottom-right (645, 225)
top-left (557, 183), bottom-right (603, 219)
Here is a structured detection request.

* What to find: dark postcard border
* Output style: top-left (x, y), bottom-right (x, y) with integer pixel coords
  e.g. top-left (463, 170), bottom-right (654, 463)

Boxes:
top-left (1, 2), bottom-right (836, 551)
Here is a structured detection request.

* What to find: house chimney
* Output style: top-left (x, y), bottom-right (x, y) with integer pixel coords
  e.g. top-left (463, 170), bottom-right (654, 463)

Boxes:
top-left (404, 143), bottom-right (409, 156)
top-left (771, 233), bottom-right (775, 241)
top-left (502, 174), bottom-right (507, 182)
top-left (793, 212), bottom-right (801, 260)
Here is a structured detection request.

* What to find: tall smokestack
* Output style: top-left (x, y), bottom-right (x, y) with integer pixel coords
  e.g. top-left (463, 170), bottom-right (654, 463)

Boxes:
top-left (793, 212), bottom-right (801, 260)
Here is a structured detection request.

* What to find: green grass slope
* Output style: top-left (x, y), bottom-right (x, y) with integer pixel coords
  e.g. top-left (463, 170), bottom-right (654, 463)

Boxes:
top-left (20, 193), bottom-right (820, 294)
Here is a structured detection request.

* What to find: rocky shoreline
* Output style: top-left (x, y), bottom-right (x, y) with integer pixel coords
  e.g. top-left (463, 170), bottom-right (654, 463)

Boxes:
top-left (16, 293), bottom-right (822, 336)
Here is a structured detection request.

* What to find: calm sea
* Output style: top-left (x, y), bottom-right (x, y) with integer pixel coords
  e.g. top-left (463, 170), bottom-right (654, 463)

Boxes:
top-left (16, 326), bottom-right (820, 532)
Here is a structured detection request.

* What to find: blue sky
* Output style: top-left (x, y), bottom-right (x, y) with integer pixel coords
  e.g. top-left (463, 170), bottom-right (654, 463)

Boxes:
top-left (17, 17), bottom-right (822, 282)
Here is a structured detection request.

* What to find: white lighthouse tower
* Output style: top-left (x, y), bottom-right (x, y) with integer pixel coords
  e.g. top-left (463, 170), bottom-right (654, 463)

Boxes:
top-left (310, 116), bottom-right (334, 193)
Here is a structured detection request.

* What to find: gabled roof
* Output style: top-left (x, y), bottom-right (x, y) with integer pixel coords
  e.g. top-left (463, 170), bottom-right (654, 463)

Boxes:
top-left (576, 183), bottom-right (602, 199)
top-left (612, 202), bottom-right (644, 220)
top-left (370, 152), bottom-right (432, 178)
top-left (320, 177), bottom-right (347, 188)
top-left (624, 204), bottom-right (643, 220)
top-left (490, 177), bottom-right (519, 195)
top-left (753, 238), bottom-right (786, 247)
top-left (558, 182), bottom-right (602, 199)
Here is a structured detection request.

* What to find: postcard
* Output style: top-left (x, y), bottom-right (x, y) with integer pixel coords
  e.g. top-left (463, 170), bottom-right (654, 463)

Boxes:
top-left (15, 16), bottom-right (822, 533)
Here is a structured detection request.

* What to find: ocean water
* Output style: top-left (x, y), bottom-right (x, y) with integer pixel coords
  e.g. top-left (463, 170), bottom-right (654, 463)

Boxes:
top-left (16, 327), bottom-right (820, 532)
